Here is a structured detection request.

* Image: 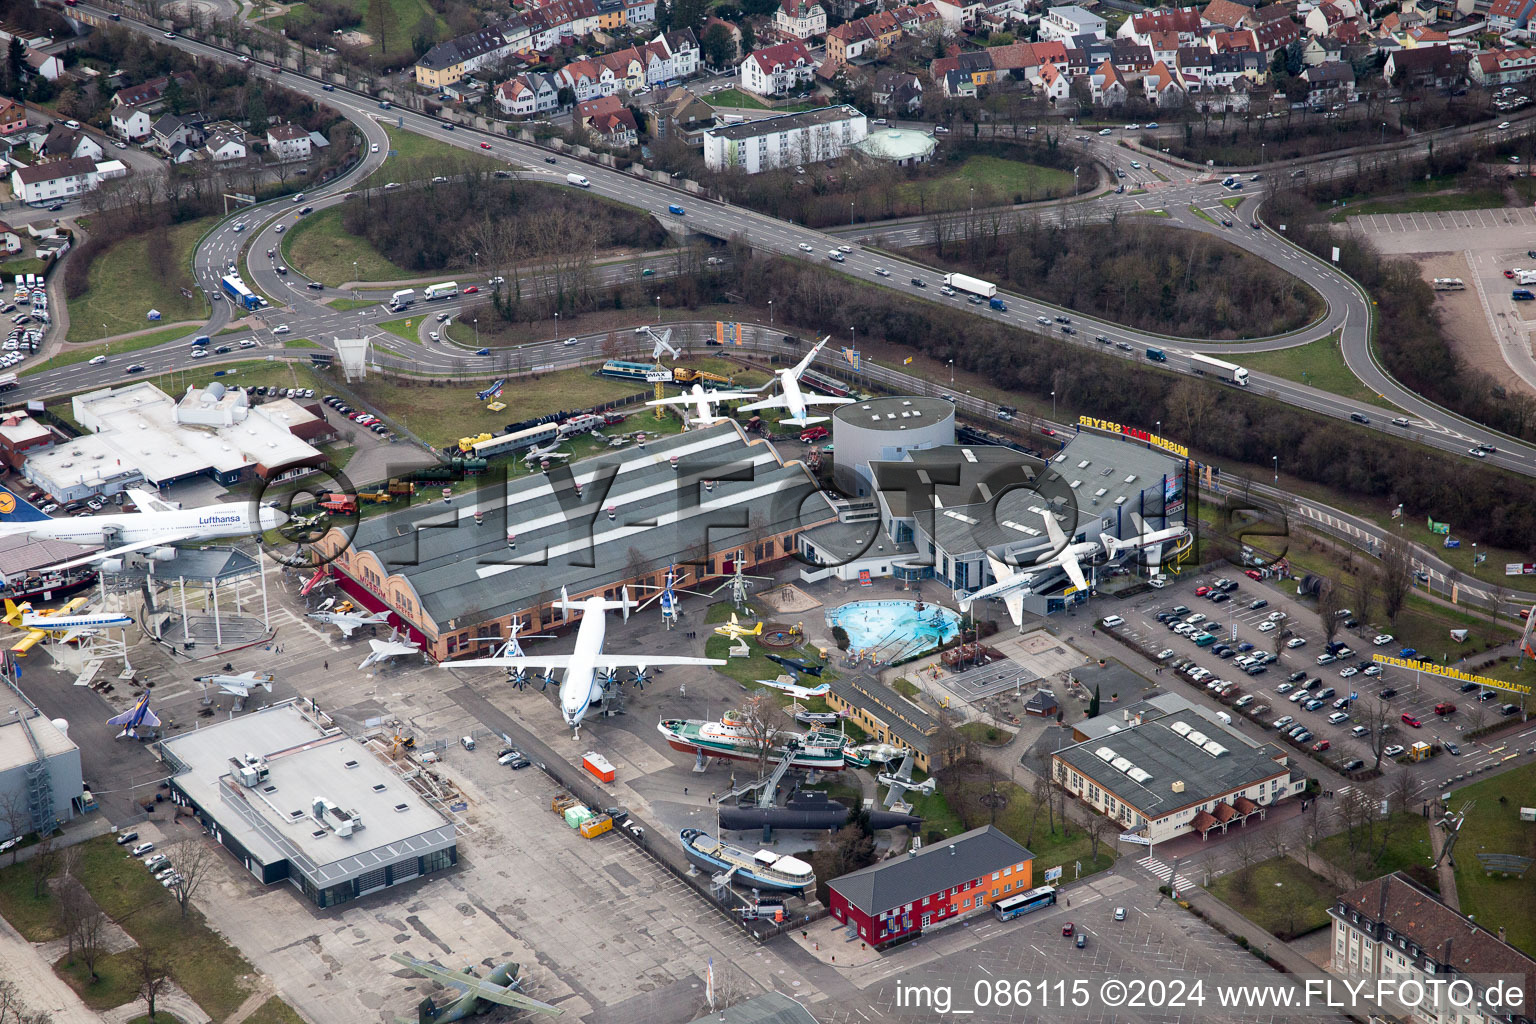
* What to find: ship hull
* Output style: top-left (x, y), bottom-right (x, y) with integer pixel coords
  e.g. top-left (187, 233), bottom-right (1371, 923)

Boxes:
top-left (659, 721), bottom-right (845, 771)
top-left (679, 830), bottom-right (813, 892)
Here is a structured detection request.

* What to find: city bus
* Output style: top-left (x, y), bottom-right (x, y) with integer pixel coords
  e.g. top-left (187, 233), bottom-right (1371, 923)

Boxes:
top-left (992, 886), bottom-right (1057, 921)
top-left (469, 423), bottom-right (559, 460)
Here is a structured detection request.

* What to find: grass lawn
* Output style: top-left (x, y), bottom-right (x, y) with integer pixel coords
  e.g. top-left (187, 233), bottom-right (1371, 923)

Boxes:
top-left (892, 677), bottom-right (919, 699)
top-left (326, 297), bottom-right (382, 311)
top-left (1313, 811), bottom-right (1435, 889)
top-left (361, 126), bottom-right (503, 190)
top-left (1130, 208), bottom-right (1171, 217)
top-left (348, 368), bottom-right (646, 448)
top-left (56, 947), bottom-right (142, 1010)
top-left (236, 997), bottom-right (307, 1024)
top-left (1189, 204), bottom-right (1219, 226)
top-left (281, 338), bottom-right (323, 350)
top-left (958, 721), bottom-right (1015, 746)
top-left (1206, 856), bottom-right (1337, 940)
top-left (22, 325), bottom-right (195, 376)
top-left (126, 1015), bottom-right (189, 1024)
top-left (275, 0), bottom-right (442, 61)
top-left (915, 779), bottom-right (1116, 881)
top-left (1238, 330), bottom-right (1396, 408)
top-left (705, 632), bottom-right (831, 690)
top-left (1445, 761), bottom-right (1536, 956)
top-left (897, 156), bottom-right (1073, 207)
top-left (709, 89), bottom-right (813, 112)
top-left (0, 854), bottom-right (64, 940)
top-left (68, 217), bottom-right (216, 341)
top-left (378, 317), bottom-right (420, 343)
top-left (1221, 195), bottom-right (1245, 211)
top-left (1328, 187), bottom-right (1507, 222)
top-left (281, 205), bottom-right (412, 287)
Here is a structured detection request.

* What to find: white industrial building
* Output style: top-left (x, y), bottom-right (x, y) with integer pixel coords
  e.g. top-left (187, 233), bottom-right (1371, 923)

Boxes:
top-left (0, 677), bottom-right (86, 836)
top-left (161, 701), bottom-right (459, 908)
top-left (702, 105), bottom-right (868, 173)
top-left (22, 382), bottom-right (327, 502)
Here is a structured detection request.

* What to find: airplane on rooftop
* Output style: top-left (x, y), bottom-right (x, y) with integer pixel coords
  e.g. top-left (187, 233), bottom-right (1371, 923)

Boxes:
top-left (733, 338), bottom-right (854, 426)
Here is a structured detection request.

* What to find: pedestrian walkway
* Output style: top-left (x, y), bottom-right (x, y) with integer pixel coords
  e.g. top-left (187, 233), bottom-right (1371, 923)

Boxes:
top-left (1137, 854), bottom-right (1198, 894)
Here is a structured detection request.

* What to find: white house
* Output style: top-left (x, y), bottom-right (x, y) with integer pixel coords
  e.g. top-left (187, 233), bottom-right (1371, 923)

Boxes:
top-left (495, 73), bottom-right (561, 115)
top-left (774, 0), bottom-right (827, 39)
top-left (740, 39), bottom-right (817, 96)
top-left (41, 126), bottom-right (103, 163)
top-left (265, 123), bottom-right (312, 162)
top-left (205, 131), bottom-right (247, 162)
top-left (10, 157), bottom-right (98, 205)
top-left (703, 104), bottom-right (868, 173)
top-left (1039, 4), bottom-right (1106, 42)
top-left (110, 105), bottom-right (153, 142)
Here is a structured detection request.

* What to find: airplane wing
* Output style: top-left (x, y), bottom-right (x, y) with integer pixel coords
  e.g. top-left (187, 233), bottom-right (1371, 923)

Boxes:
top-left (390, 955), bottom-right (472, 994)
top-left (645, 395), bottom-right (694, 408)
top-left (792, 336), bottom-right (831, 378)
top-left (389, 955), bottom-right (562, 1016)
top-left (1061, 551), bottom-right (1089, 593)
top-left (36, 532), bottom-right (200, 574)
top-left (55, 627), bottom-right (88, 644)
top-left (106, 704), bottom-right (160, 729)
top-left (1003, 591), bottom-right (1024, 627)
top-left (448, 655), bottom-right (576, 671)
top-left (127, 488), bottom-right (179, 513)
top-left (589, 655), bottom-right (726, 669)
top-left (735, 394), bottom-right (787, 413)
top-left (1039, 509), bottom-right (1068, 551)
top-left (9, 629), bottom-right (46, 654)
top-left (798, 395), bottom-right (856, 406)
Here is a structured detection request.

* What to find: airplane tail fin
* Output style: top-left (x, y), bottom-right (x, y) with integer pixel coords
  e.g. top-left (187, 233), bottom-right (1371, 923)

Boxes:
top-left (792, 336), bottom-right (831, 378)
top-left (2, 599), bottom-right (23, 625)
top-left (417, 997), bottom-right (439, 1024)
top-left (1100, 533), bottom-right (1123, 560)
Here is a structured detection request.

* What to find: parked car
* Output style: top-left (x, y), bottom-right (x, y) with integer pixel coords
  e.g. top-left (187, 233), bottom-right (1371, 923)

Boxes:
top-left (114, 831), bottom-right (140, 846)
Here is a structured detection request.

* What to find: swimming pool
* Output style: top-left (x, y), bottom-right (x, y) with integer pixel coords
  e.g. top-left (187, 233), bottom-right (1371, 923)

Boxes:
top-left (826, 600), bottom-right (962, 660)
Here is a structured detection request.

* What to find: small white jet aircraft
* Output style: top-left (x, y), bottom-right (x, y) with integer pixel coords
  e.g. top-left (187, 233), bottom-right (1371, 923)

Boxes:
top-left (446, 586), bottom-right (725, 736)
top-left (522, 440), bottom-right (572, 466)
top-left (735, 337), bottom-right (854, 427)
top-left (1101, 512), bottom-right (1192, 568)
top-left (359, 629), bottom-right (422, 669)
top-left (647, 383), bottom-right (757, 427)
top-left (960, 509), bottom-right (1103, 625)
top-left (753, 674), bottom-right (831, 700)
top-left (192, 671), bottom-right (275, 698)
top-left (309, 607), bottom-right (392, 638)
top-left (0, 490), bottom-right (288, 573)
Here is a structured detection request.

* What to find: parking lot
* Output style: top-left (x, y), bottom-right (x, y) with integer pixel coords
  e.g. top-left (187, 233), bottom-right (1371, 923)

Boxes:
top-left (1103, 570), bottom-right (1534, 794)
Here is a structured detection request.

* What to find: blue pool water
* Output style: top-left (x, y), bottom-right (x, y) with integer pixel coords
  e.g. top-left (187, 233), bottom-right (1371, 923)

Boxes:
top-left (826, 600), bottom-right (962, 659)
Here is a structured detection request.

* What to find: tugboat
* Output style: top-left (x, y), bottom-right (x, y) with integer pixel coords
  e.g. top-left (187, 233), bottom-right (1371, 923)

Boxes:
top-left (679, 828), bottom-right (816, 892)
top-left (658, 711), bottom-right (847, 770)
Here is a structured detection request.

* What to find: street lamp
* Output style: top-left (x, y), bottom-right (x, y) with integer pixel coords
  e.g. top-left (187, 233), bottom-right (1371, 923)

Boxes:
top-left (1380, 122), bottom-right (1386, 146)
top-left (656, 294), bottom-right (661, 325)
top-left (1051, 389), bottom-right (1057, 419)
top-left (1072, 165), bottom-right (1079, 194)
top-left (850, 200), bottom-right (855, 226)
top-left (473, 318), bottom-right (479, 346)
top-left (1272, 455), bottom-right (1278, 483)
top-left (768, 300), bottom-right (773, 327)
top-left (948, 358), bottom-right (954, 383)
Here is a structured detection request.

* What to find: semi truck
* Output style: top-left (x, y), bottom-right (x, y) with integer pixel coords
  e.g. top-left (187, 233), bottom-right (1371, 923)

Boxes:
top-left (942, 273), bottom-right (997, 298)
top-left (1186, 352), bottom-right (1250, 386)
top-left (391, 288), bottom-right (416, 308)
top-left (423, 282), bottom-right (459, 301)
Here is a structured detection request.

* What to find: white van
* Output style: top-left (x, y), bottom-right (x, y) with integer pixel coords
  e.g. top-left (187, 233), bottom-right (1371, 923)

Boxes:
top-left (566, 173), bottom-right (591, 188)
top-left (459, 736), bottom-right (476, 751)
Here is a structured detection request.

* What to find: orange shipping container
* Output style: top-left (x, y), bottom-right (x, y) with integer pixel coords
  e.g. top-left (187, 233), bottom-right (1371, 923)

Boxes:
top-left (582, 752), bottom-right (615, 783)
top-left (580, 815), bottom-right (613, 838)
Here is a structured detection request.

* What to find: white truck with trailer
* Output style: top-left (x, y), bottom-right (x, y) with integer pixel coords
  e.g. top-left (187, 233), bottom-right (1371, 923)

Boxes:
top-left (942, 273), bottom-right (997, 298)
top-left (1186, 352), bottom-right (1250, 386)
top-left (391, 288), bottom-right (416, 308)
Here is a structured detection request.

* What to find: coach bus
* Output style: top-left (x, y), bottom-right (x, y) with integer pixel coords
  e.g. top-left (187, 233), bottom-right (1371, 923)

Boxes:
top-left (992, 886), bottom-right (1057, 922)
top-left (469, 423), bottom-right (560, 460)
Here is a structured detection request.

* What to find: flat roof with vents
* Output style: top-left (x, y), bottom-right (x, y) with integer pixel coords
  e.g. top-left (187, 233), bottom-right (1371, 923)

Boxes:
top-left (160, 702), bottom-right (455, 889)
top-left (833, 395), bottom-right (956, 432)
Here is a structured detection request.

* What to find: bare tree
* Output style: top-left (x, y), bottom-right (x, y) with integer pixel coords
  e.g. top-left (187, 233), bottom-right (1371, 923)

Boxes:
top-left (1231, 829), bottom-right (1258, 899)
top-left (165, 839), bottom-right (218, 918)
top-left (133, 945), bottom-right (172, 1022)
top-left (1366, 699), bottom-right (1397, 770)
top-left (1466, 702), bottom-right (1488, 734)
top-left (29, 835), bottom-right (58, 899)
top-left (1084, 814), bottom-right (1109, 861)
top-left (1489, 581), bottom-right (1510, 626)
top-left (1354, 569), bottom-right (1377, 630)
top-left (736, 693), bottom-right (778, 780)
top-left (0, 977), bottom-right (54, 1024)
top-left (1380, 533), bottom-right (1413, 622)
top-left (63, 880), bottom-right (107, 983)
top-left (1318, 579), bottom-right (1344, 646)
top-left (1033, 773), bottom-right (1056, 837)
top-left (0, 793), bottom-right (29, 866)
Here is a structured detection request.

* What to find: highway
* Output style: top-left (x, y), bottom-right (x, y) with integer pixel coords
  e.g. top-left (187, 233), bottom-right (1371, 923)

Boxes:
top-left (20, 4), bottom-right (1536, 483)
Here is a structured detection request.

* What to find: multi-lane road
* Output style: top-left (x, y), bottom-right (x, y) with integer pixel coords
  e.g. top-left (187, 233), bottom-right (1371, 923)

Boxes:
top-left (19, 4), bottom-right (1536, 483)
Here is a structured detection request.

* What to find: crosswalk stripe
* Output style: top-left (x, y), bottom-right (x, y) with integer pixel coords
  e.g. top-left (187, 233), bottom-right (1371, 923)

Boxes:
top-left (1137, 855), bottom-right (1197, 892)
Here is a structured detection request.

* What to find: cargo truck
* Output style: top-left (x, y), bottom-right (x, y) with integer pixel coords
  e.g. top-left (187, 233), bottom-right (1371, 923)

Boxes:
top-left (423, 282), bottom-right (459, 301)
top-left (942, 273), bottom-right (997, 298)
top-left (1186, 351), bottom-right (1250, 386)
top-left (391, 288), bottom-right (416, 307)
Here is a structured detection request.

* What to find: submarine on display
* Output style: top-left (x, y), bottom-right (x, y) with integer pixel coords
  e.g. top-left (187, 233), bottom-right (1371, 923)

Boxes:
top-left (716, 791), bottom-right (922, 835)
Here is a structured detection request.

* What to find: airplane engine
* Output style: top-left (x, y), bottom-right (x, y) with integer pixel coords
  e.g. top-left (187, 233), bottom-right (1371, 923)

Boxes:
top-left (149, 547), bottom-right (180, 561)
top-left (101, 559), bottom-right (125, 573)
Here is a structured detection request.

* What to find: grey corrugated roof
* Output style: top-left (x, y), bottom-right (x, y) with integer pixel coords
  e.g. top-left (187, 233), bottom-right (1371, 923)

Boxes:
top-left (348, 423), bottom-right (836, 627)
top-left (703, 105), bottom-right (862, 143)
top-left (1054, 707), bottom-right (1290, 820)
top-left (829, 825), bottom-right (1032, 916)
top-left (871, 444), bottom-right (1039, 520)
top-left (686, 993), bottom-right (817, 1024)
top-left (826, 672), bottom-right (935, 753)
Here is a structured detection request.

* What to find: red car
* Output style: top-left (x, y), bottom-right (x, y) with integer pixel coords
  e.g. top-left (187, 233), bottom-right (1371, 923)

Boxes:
top-left (1041, 427), bottom-right (1057, 437)
top-left (480, 142), bottom-right (491, 149)
top-left (1062, 923), bottom-right (1074, 937)
top-left (1195, 585), bottom-right (1212, 596)
top-left (1312, 739), bottom-right (1330, 752)
top-left (1245, 569), bottom-right (1263, 580)
top-left (1506, 270), bottom-right (1518, 279)
top-left (463, 286), bottom-right (480, 294)
top-left (1401, 714), bottom-right (1423, 728)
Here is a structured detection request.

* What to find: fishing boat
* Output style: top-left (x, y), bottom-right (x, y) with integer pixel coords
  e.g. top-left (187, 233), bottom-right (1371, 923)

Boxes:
top-left (658, 711), bottom-right (847, 771)
top-left (679, 828), bottom-right (816, 892)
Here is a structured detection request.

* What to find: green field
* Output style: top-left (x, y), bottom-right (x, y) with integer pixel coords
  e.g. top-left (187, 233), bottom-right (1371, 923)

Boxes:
top-left (361, 126), bottom-right (503, 190)
top-left (1313, 811), bottom-right (1434, 887)
top-left (45, 360), bottom-right (330, 423)
top-left (1328, 187), bottom-right (1507, 222)
top-left (270, 0), bottom-right (443, 61)
top-left (326, 297), bottom-right (383, 311)
top-left (709, 89), bottom-right (814, 112)
top-left (348, 368), bottom-right (646, 447)
top-left (1446, 762), bottom-right (1536, 956)
top-left (237, 998), bottom-right (307, 1024)
top-left (1207, 857), bottom-right (1337, 940)
top-left (282, 205), bottom-right (412, 287)
top-left (1238, 330), bottom-right (1395, 407)
top-left (1189, 204), bottom-right (1219, 226)
top-left (911, 778), bottom-right (1115, 882)
top-left (22, 325), bottom-right (195, 376)
top-left (378, 317), bottom-right (421, 342)
top-left (897, 156), bottom-right (1074, 207)
top-left (68, 217), bottom-right (216, 341)
top-left (56, 948), bottom-right (142, 1010)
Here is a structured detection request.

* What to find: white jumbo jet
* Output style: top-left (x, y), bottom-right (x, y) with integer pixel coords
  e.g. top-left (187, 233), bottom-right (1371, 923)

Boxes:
top-left (0, 489), bottom-right (287, 573)
top-left (445, 586), bottom-right (725, 736)
top-left (647, 383), bottom-right (758, 427)
top-left (959, 509), bottom-right (1103, 625)
top-left (734, 337), bottom-right (853, 427)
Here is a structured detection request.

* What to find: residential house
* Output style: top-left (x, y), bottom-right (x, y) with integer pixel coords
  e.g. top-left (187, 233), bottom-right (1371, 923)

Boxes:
top-left (1039, 4), bottom-right (1106, 42)
top-left (1488, 0), bottom-right (1536, 30)
top-left (557, 58), bottom-right (614, 101)
top-left (111, 72), bottom-right (194, 110)
top-left (588, 106), bottom-right (639, 146)
top-left (647, 29), bottom-right (701, 84)
top-left (265, 123), bottom-right (312, 162)
top-left (1208, 28), bottom-right (1257, 52)
top-left (931, 50), bottom-right (996, 95)
top-left (1330, 872), bottom-right (1536, 1024)
top-left (1112, 41), bottom-right (1156, 72)
top-left (1472, 46), bottom-right (1536, 85)
top-left (601, 47), bottom-right (647, 92)
top-left (22, 50), bottom-right (63, 82)
top-left (1302, 35), bottom-right (1344, 65)
top-left (775, 0), bottom-right (827, 39)
top-left (740, 39), bottom-right (817, 95)
top-left (414, 28), bottom-right (516, 89)
top-left (650, 86), bottom-right (719, 143)
top-left (1037, 60), bottom-right (1072, 102)
top-left (827, 20), bottom-right (876, 64)
top-left (0, 222), bottom-right (21, 255)
top-left (1145, 29), bottom-right (1182, 66)
top-left (701, 104), bottom-right (867, 173)
top-left (930, 0), bottom-right (987, 33)
top-left (1210, 49), bottom-right (1258, 85)
top-left (495, 72), bottom-right (562, 115)
top-left (110, 105), bottom-right (153, 141)
top-left (1120, 8), bottom-right (1205, 46)
top-left (1400, 24), bottom-right (1450, 45)
top-left (1144, 60), bottom-right (1187, 105)
top-left (895, 3), bottom-right (945, 35)
top-left (871, 69), bottom-right (924, 113)
top-left (1201, 0), bottom-right (1256, 30)
top-left (1305, 1), bottom-right (1346, 36)
top-left (624, 0), bottom-right (657, 25)
top-left (1301, 60), bottom-right (1355, 104)
top-left (1383, 45), bottom-right (1465, 87)
top-left (702, 16), bottom-right (741, 66)
top-left (10, 157), bottom-right (99, 206)
top-left (0, 97), bottom-right (26, 136)
top-left (1091, 59), bottom-right (1130, 104)
top-left (597, 0), bottom-right (627, 31)
top-left (150, 113), bottom-right (203, 154)
top-left (1176, 45), bottom-right (1215, 84)
top-left (204, 130), bottom-right (247, 162)
top-left (40, 126), bottom-right (103, 163)
top-left (1251, 17), bottom-right (1302, 55)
